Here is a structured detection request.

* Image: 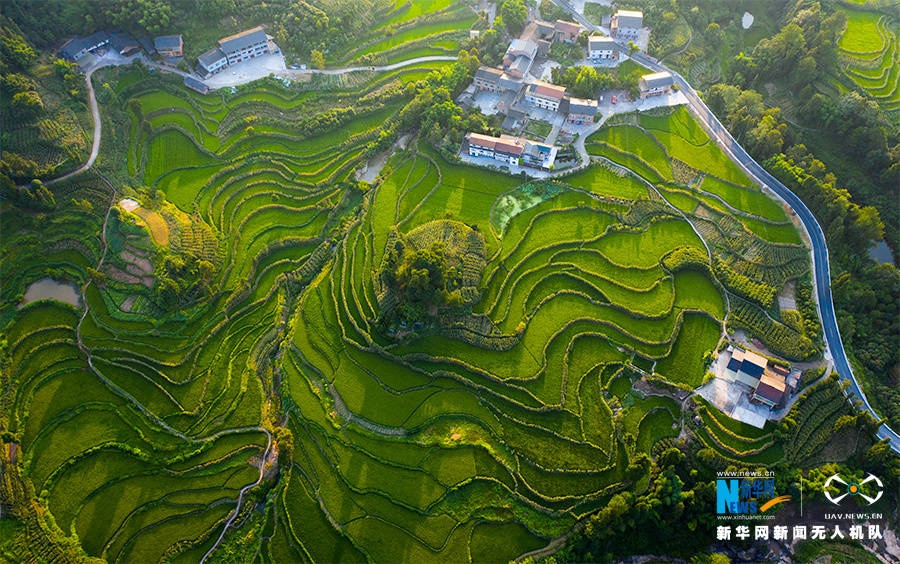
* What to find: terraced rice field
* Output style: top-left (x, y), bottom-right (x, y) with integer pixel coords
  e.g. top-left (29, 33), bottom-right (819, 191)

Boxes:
top-left (0, 62), bottom-right (817, 561)
top-left (587, 105), bottom-right (814, 360)
top-left (330, 1), bottom-right (476, 65)
top-left (837, 8), bottom-right (900, 122)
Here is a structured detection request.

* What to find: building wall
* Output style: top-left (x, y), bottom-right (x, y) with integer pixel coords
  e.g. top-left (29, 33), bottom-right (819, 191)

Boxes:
top-left (613, 26), bottom-right (640, 40)
top-left (567, 112), bottom-right (594, 124)
top-left (158, 45), bottom-right (182, 57)
top-left (469, 145), bottom-right (495, 159)
top-left (474, 78), bottom-right (501, 93)
top-left (202, 57), bottom-right (228, 74)
top-left (640, 85), bottom-right (669, 97)
top-left (494, 152), bottom-right (519, 165)
top-left (223, 38), bottom-right (268, 64)
top-left (589, 48), bottom-right (614, 59)
top-left (525, 94), bottom-right (560, 111)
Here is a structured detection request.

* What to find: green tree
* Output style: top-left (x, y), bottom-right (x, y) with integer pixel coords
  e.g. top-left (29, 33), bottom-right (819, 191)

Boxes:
top-left (704, 22), bottom-right (723, 47)
top-left (11, 89), bottom-right (43, 115)
top-left (499, 0), bottom-right (527, 34)
top-left (310, 49), bottom-right (324, 69)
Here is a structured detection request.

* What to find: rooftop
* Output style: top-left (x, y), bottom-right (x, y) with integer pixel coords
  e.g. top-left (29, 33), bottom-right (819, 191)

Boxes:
top-left (219, 26), bottom-right (267, 53)
top-left (554, 20), bottom-right (581, 35)
top-left (527, 80), bottom-right (566, 100)
top-left (198, 47), bottom-right (227, 67)
top-left (154, 35), bottom-right (183, 51)
top-left (110, 32), bottom-right (138, 53)
top-left (743, 350), bottom-right (768, 369)
top-left (467, 132), bottom-right (526, 156)
top-left (754, 379), bottom-right (785, 405)
top-left (568, 97), bottom-right (598, 113)
top-left (614, 10), bottom-right (644, 27)
top-left (183, 76), bottom-right (210, 94)
top-left (495, 138), bottom-right (525, 156)
top-left (759, 369), bottom-right (787, 392)
top-left (589, 35), bottom-right (616, 47)
top-left (506, 38), bottom-right (538, 59)
top-left (475, 66), bottom-right (503, 81)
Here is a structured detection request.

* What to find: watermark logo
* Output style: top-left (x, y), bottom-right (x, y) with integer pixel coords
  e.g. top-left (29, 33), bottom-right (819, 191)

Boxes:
top-left (716, 471), bottom-right (789, 515)
top-left (824, 473), bottom-right (883, 506)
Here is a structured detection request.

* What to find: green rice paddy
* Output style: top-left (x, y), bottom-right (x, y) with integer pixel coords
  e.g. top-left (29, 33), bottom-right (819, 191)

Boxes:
top-left (0, 36), bottom-right (818, 562)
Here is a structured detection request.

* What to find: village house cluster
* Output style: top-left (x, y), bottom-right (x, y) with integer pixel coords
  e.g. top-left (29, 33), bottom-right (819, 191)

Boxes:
top-left (461, 9), bottom-right (678, 171)
top-left (57, 25), bottom-right (281, 96)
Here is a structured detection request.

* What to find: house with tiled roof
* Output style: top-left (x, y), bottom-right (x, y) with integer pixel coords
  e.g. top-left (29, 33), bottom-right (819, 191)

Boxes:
top-left (639, 71), bottom-right (674, 97)
top-left (218, 26), bottom-right (269, 64)
top-left (566, 97), bottom-right (598, 124)
top-left (525, 81), bottom-right (566, 111)
top-left (59, 32), bottom-right (110, 62)
top-left (753, 368), bottom-right (787, 408)
top-left (553, 20), bottom-right (581, 43)
top-left (183, 76), bottom-right (210, 94)
top-left (611, 9), bottom-right (643, 41)
top-left (464, 133), bottom-right (558, 170)
top-left (198, 47), bottom-right (228, 75)
top-left (724, 348), bottom-right (768, 388)
top-left (154, 35), bottom-right (183, 57)
top-left (466, 133), bottom-right (524, 166)
top-left (588, 35), bottom-right (617, 61)
top-left (503, 39), bottom-right (538, 79)
top-left (474, 66), bottom-right (503, 92)
top-left (110, 32), bottom-right (140, 56)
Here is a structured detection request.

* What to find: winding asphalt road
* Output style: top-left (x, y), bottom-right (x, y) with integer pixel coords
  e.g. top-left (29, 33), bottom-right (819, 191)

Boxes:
top-left (551, 0), bottom-right (899, 452)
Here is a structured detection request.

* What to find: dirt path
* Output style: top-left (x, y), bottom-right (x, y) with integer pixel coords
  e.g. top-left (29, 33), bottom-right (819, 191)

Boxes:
top-left (46, 65), bottom-right (102, 186)
top-left (296, 55), bottom-right (458, 76)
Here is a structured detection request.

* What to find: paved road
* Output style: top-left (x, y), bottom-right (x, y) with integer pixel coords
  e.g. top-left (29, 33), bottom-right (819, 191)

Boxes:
top-left (296, 55), bottom-right (458, 75)
top-left (38, 54), bottom-right (458, 185)
top-left (551, 0), bottom-right (899, 452)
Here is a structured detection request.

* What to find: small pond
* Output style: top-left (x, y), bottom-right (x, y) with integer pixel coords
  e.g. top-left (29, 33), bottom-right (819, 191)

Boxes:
top-left (742, 12), bottom-right (754, 29)
top-left (868, 240), bottom-right (895, 265)
top-left (21, 277), bottom-right (81, 308)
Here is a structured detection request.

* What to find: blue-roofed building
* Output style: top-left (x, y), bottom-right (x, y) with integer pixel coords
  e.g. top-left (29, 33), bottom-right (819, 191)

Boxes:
top-left (154, 35), bottom-right (183, 57)
top-left (110, 32), bottom-right (140, 56)
top-left (198, 47), bottom-right (228, 76)
top-left (722, 348), bottom-right (769, 387)
top-left (59, 38), bottom-right (91, 61)
top-left (183, 76), bottom-right (210, 94)
top-left (139, 36), bottom-right (157, 56)
top-left (58, 31), bottom-right (109, 62)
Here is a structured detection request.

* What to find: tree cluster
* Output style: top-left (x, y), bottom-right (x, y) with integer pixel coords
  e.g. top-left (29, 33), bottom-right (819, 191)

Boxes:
top-left (729, 4), bottom-right (844, 92)
top-left (499, 0), bottom-right (528, 35)
top-left (0, 176), bottom-right (56, 210)
top-left (396, 50), bottom-right (493, 146)
top-left (554, 448), bottom-right (719, 562)
top-left (379, 237), bottom-right (464, 324)
top-left (551, 65), bottom-right (642, 99)
top-left (155, 251), bottom-right (216, 309)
